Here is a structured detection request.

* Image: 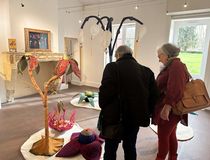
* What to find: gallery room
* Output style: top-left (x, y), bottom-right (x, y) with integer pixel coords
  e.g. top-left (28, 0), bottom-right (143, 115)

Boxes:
top-left (0, 0), bottom-right (210, 159)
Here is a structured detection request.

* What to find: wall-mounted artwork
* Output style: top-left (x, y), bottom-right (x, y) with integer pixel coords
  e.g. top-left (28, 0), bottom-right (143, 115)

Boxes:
top-left (8, 38), bottom-right (17, 52)
top-left (24, 28), bottom-right (51, 52)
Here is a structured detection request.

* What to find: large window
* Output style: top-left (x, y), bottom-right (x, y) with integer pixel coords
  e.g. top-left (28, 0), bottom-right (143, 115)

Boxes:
top-left (169, 17), bottom-right (210, 79)
top-left (105, 23), bottom-right (136, 64)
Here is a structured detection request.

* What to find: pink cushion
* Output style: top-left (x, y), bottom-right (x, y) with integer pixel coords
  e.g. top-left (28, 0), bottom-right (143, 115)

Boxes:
top-left (80, 141), bottom-right (102, 160)
top-left (56, 139), bottom-right (80, 157)
top-left (56, 130), bottom-right (104, 159)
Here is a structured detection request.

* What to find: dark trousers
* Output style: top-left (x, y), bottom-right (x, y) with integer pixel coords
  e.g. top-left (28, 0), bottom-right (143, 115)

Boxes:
top-left (104, 126), bottom-right (139, 160)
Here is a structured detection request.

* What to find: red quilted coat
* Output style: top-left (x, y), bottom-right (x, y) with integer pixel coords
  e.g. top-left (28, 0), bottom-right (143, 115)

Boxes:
top-left (152, 58), bottom-right (189, 126)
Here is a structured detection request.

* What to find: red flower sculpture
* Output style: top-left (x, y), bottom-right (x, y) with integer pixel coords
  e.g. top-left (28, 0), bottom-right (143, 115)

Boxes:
top-left (69, 59), bottom-right (81, 79)
top-left (48, 101), bottom-right (76, 132)
top-left (55, 59), bottom-right (70, 76)
top-left (29, 56), bottom-right (38, 71)
top-left (17, 55), bottom-right (81, 156)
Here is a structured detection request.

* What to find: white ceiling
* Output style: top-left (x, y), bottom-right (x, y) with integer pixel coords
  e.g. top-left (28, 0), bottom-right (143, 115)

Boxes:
top-left (58, 0), bottom-right (158, 9)
top-left (78, 0), bottom-right (124, 6)
top-left (76, 0), bottom-right (161, 6)
top-left (58, 0), bottom-right (130, 9)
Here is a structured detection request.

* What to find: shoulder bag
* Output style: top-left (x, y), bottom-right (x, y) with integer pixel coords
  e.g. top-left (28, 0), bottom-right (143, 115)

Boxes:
top-left (172, 67), bottom-right (210, 115)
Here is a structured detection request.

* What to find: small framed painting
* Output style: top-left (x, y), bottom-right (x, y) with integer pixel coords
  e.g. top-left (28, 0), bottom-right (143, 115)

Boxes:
top-left (24, 28), bottom-right (51, 52)
top-left (8, 38), bottom-right (17, 52)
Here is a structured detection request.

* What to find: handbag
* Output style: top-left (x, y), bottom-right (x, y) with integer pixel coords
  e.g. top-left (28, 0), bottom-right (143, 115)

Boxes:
top-left (100, 120), bottom-right (123, 140)
top-left (97, 109), bottom-right (123, 140)
top-left (172, 68), bottom-right (210, 115)
top-left (97, 62), bottom-right (123, 140)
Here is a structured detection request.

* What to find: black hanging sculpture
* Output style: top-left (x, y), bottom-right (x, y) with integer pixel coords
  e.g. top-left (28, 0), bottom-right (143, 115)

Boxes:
top-left (80, 16), bottom-right (143, 62)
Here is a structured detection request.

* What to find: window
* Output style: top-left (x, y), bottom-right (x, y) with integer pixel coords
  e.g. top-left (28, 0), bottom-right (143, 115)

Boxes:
top-left (169, 17), bottom-right (210, 79)
top-left (105, 23), bottom-right (136, 64)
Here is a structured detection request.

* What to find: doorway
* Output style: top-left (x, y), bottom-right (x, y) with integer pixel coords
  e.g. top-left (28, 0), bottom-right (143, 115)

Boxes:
top-left (62, 37), bottom-right (79, 87)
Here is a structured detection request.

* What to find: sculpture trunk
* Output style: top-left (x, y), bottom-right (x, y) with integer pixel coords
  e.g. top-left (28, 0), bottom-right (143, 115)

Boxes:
top-left (28, 70), bottom-right (64, 156)
top-left (44, 95), bottom-right (49, 149)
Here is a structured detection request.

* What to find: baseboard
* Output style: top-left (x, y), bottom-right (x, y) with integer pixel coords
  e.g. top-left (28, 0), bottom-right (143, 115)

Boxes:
top-left (82, 80), bottom-right (100, 88)
top-left (59, 83), bottom-right (69, 90)
top-left (71, 80), bottom-right (100, 88)
top-left (71, 80), bottom-right (83, 86)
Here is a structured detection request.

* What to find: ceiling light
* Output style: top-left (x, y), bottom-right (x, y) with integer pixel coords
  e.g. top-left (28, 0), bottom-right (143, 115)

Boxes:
top-left (184, 0), bottom-right (188, 8)
top-left (135, 5), bottom-right (139, 10)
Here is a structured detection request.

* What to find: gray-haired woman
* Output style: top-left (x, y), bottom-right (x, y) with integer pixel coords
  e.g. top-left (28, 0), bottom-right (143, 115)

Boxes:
top-left (152, 43), bottom-right (189, 160)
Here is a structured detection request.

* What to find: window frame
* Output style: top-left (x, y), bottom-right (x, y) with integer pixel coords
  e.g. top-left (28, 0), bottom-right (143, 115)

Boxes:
top-left (169, 17), bottom-right (210, 79)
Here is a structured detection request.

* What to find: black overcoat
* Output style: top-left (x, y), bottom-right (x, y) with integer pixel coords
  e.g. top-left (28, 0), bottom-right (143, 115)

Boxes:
top-left (99, 54), bottom-right (159, 127)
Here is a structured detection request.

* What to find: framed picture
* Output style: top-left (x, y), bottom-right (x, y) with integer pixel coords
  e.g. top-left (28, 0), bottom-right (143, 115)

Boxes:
top-left (8, 38), bottom-right (17, 52)
top-left (24, 28), bottom-right (51, 52)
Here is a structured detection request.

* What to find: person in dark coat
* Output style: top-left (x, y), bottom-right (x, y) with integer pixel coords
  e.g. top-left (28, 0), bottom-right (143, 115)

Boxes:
top-left (99, 45), bottom-right (159, 160)
top-left (152, 43), bottom-right (189, 160)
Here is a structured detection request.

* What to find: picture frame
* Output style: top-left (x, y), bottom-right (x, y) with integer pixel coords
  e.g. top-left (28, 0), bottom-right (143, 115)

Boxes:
top-left (24, 28), bottom-right (51, 52)
top-left (8, 38), bottom-right (17, 52)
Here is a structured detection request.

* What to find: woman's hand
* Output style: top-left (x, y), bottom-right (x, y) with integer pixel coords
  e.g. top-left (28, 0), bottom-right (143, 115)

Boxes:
top-left (160, 104), bottom-right (172, 121)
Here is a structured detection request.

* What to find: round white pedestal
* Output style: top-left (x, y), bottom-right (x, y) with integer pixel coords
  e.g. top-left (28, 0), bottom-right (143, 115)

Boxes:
top-left (150, 122), bottom-right (194, 141)
top-left (21, 123), bottom-right (104, 160)
top-left (70, 97), bottom-right (100, 110)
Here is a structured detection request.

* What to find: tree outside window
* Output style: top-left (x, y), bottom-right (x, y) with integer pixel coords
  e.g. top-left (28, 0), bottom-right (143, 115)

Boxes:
top-left (170, 18), bottom-right (210, 77)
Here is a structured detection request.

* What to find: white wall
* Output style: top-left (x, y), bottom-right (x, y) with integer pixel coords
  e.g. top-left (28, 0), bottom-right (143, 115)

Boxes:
top-left (167, 0), bottom-right (210, 15)
top-left (9, 0), bottom-right (59, 98)
top-left (58, 9), bottom-right (82, 52)
top-left (9, 0), bottom-right (59, 52)
top-left (58, 0), bottom-right (210, 95)
top-left (58, 0), bottom-right (170, 87)
top-left (0, 0), bottom-right (11, 103)
top-left (0, 0), bottom-right (59, 103)
top-left (0, 0), bottom-right (11, 52)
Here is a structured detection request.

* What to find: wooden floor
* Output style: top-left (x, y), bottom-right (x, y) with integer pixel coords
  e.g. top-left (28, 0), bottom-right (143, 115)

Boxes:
top-left (0, 85), bottom-right (210, 160)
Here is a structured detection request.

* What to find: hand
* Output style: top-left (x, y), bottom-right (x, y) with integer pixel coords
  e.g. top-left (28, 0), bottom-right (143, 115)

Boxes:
top-left (160, 104), bottom-right (172, 121)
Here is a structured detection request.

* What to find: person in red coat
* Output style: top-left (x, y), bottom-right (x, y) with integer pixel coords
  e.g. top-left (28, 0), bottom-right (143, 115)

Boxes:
top-left (152, 43), bottom-right (189, 160)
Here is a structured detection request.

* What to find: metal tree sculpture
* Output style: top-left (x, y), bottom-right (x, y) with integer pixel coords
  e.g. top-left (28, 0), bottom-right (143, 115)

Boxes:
top-left (110, 16), bottom-right (143, 62)
top-left (17, 55), bottom-right (81, 156)
top-left (80, 16), bottom-right (143, 62)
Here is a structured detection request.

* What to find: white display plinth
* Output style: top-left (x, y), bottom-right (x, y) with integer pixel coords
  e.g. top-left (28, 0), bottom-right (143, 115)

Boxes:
top-left (70, 97), bottom-right (101, 110)
top-left (150, 122), bottom-right (194, 141)
top-left (21, 123), bottom-right (104, 160)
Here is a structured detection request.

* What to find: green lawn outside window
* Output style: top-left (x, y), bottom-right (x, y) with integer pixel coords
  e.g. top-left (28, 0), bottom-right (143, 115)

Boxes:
top-left (178, 52), bottom-right (203, 75)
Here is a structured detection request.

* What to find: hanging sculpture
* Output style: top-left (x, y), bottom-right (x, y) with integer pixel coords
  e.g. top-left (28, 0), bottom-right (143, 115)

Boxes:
top-left (17, 55), bottom-right (81, 156)
top-left (80, 15), bottom-right (144, 62)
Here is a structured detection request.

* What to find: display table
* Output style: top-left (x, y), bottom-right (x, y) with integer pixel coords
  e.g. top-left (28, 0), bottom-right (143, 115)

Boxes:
top-left (21, 123), bottom-right (104, 160)
top-left (70, 96), bottom-right (100, 110)
top-left (150, 122), bottom-right (194, 141)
